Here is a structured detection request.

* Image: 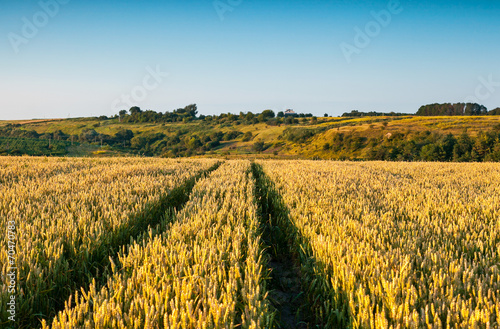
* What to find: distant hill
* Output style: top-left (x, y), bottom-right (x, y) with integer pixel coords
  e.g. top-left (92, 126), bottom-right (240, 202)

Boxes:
top-left (1, 104), bottom-right (500, 161)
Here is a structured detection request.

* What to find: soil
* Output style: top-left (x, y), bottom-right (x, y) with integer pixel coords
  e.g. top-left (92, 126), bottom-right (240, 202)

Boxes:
top-left (267, 259), bottom-right (309, 329)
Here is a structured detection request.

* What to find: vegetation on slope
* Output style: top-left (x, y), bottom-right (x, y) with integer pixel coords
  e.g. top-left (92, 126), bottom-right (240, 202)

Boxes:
top-left (1, 104), bottom-right (500, 161)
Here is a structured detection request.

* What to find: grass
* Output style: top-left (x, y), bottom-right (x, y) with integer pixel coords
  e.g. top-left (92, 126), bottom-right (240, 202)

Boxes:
top-left (2, 115), bottom-right (500, 158)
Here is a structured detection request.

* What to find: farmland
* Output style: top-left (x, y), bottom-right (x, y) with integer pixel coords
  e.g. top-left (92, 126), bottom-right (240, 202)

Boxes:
top-left (1, 157), bottom-right (500, 328)
top-left (256, 161), bottom-right (500, 328)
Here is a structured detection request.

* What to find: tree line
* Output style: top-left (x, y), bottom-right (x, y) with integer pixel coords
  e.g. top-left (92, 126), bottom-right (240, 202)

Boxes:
top-left (342, 103), bottom-right (500, 117)
top-left (415, 103), bottom-right (494, 116)
top-left (111, 105), bottom-right (315, 125)
top-left (341, 110), bottom-right (410, 117)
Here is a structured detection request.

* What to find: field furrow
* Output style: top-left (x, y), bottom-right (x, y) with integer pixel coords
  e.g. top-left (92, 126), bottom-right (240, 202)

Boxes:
top-left (0, 157), bottom-right (218, 328)
top-left (46, 160), bottom-right (272, 329)
top-left (3, 157), bottom-right (500, 328)
top-left (259, 160), bottom-right (500, 328)
top-left (252, 163), bottom-right (309, 329)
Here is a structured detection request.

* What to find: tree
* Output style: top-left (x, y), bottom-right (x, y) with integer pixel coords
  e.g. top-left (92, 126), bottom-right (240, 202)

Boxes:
top-left (401, 140), bottom-right (418, 161)
top-left (416, 103), bottom-right (487, 116)
top-left (242, 131), bottom-right (253, 142)
top-left (464, 103), bottom-right (488, 115)
top-left (222, 131), bottom-right (241, 141)
top-left (489, 108), bottom-right (500, 115)
top-left (115, 129), bottom-right (134, 146)
top-left (253, 141), bottom-right (265, 152)
top-left (187, 136), bottom-right (202, 150)
top-left (184, 104), bottom-right (198, 117)
top-left (245, 112), bottom-right (255, 122)
top-left (131, 136), bottom-right (147, 149)
top-left (119, 110), bottom-right (127, 122)
top-left (440, 133), bottom-right (457, 161)
top-left (129, 106), bottom-right (142, 115)
top-left (79, 129), bottom-right (98, 143)
top-left (52, 130), bottom-right (67, 141)
top-left (453, 131), bottom-right (473, 161)
top-left (277, 111), bottom-right (284, 118)
top-left (471, 132), bottom-right (493, 162)
top-left (324, 113), bottom-right (329, 117)
top-left (485, 142), bottom-right (500, 161)
top-left (421, 144), bottom-right (445, 161)
top-left (261, 110), bottom-right (275, 119)
top-left (210, 132), bottom-right (223, 142)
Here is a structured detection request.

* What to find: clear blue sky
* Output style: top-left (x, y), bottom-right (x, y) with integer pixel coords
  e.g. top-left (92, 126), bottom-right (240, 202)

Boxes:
top-left (1, 0), bottom-right (499, 119)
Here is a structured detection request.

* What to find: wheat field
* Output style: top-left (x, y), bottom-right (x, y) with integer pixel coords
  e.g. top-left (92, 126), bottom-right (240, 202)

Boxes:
top-left (1, 157), bottom-right (499, 328)
top-left (257, 160), bottom-right (500, 328)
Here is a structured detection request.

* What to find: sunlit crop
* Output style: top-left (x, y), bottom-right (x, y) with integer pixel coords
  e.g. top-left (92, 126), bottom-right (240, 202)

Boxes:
top-left (258, 160), bottom-right (500, 328)
top-left (45, 161), bottom-right (272, 329)
top-left (2, 156), bottom-right (500, 328)
top-left (0, 157), bottom-right (217, 327)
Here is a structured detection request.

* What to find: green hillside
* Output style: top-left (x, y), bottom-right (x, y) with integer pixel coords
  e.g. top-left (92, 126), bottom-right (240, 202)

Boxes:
top-left (1, 111), bottom-right (500, 161)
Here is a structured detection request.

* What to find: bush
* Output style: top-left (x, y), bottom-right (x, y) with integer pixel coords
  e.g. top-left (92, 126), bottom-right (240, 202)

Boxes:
top-left (282, 127), bottom-right (323, 144)
top-left (242, 132), bottom-right (253, 142)
top-left (222, 131), bottom-right (242, 141)
top-left (253, 141), bottom-right (265, 152)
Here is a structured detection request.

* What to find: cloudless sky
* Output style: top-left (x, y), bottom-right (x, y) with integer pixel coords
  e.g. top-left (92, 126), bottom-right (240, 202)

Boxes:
top-left (0, 0), bottom-right (499, 119)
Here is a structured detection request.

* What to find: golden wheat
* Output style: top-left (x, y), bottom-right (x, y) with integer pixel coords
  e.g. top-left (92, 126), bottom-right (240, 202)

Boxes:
top-left (259, 160), bottom-right (500, 328)
top-left (3, 157), bottom-right (499, 328)
top-left (46, 160), bottom-right (272, 329)
top-left (0, 157), bottom-right (217, 327)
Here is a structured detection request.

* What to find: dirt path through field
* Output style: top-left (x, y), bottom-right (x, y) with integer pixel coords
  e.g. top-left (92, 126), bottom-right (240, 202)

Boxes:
top-left (252, 163), bottom-right (309, 329)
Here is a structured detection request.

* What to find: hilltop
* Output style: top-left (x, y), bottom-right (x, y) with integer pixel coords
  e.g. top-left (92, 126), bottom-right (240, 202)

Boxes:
top-left (1, 104), bottom-right (500, 161)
